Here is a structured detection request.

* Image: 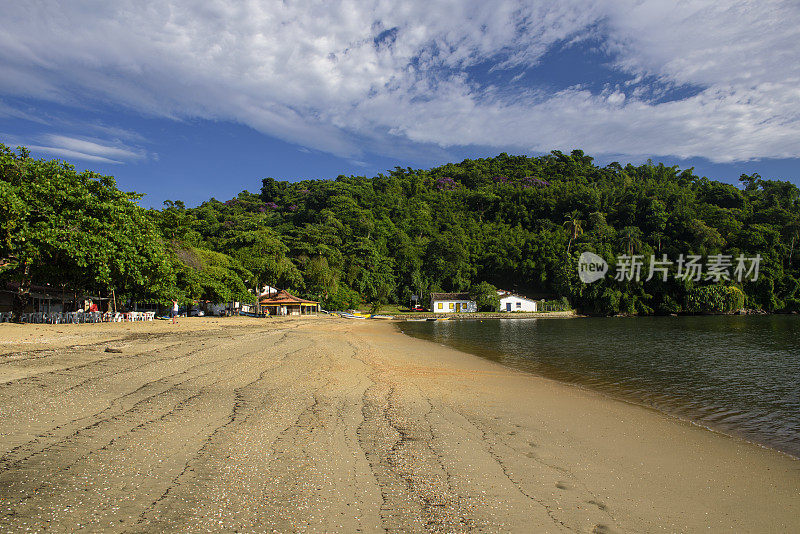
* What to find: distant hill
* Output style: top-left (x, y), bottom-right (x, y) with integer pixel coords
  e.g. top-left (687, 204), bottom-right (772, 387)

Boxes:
top-left (3, 145), bottom-right (798, 315)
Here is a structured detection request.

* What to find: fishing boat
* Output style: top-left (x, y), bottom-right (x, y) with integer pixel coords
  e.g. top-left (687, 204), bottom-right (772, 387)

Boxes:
top-left (239, 311), bottom-right (267, 318)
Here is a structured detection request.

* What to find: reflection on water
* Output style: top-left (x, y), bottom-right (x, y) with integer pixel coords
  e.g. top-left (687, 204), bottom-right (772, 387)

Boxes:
top-left (399, 315), bottom-right (800, 457)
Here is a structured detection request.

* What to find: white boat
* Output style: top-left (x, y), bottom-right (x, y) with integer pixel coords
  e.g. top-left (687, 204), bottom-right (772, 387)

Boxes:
top-left (340, 312), bottom-right (366, 319)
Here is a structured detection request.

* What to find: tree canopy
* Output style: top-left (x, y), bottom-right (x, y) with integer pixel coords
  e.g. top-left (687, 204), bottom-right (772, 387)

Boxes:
top-left (3, 144), bottom-right (798, 316)
top-left (0, 145), bottom-right (174, 311)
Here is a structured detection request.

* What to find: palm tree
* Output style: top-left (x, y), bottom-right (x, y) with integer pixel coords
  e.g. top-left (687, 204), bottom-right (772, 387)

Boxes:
top-left (563, 212), bottom-right (584, 255)
top-left (618, 226), bottom-right (643, 256)
top-left (785, 218), bottom-right (800, 267)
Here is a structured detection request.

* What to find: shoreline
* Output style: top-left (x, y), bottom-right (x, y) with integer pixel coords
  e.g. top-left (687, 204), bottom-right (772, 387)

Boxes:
top-left (390, 310), bottom-right (579, 320)
top-left (366, 319), bottom-right (800, 531)
top-left (397, 314), bottom-right (800, 460)
top-left (1, 317), bottom-right (798, 531)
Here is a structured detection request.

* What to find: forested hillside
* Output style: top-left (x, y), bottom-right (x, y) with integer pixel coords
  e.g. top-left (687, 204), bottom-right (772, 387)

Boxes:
top-left (3, 144), bottom-right (798, 315)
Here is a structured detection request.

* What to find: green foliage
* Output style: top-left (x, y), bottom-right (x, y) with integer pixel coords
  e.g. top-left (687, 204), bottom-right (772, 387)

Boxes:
top-left (0, 145), bottom-right (175, 313)
top-left (3, 144), bottom-right (799, 317)
top-left (783, 298), bottom-right (800, 313)
top-left (470, 281), bottom-right (500, 311)
top-left (172, 245), bottom-right (253, 304)
top-left (323, 284), bottom-right (361, 311)
top-left (687, 285), bottom-right (745, 314)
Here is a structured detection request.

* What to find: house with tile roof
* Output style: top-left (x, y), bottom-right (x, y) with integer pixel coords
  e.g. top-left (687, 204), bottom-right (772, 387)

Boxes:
top-left (259, 289), bottom-right (319, 316)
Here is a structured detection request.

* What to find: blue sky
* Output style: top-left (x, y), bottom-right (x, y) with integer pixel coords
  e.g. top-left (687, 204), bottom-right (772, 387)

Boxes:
top-left (1, 1), bottom-right (798, 208)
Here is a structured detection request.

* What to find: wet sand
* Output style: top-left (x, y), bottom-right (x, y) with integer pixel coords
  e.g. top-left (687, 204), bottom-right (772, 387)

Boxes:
top-left (0, 317), bottom-right (798, 532)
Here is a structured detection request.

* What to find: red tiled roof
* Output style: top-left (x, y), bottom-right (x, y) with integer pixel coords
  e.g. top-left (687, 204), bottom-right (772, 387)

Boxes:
top-left (259, 289), bottom-right (318, 305)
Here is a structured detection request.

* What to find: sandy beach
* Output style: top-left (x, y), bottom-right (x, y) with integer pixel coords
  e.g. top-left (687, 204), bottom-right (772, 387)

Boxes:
top-left (0, 317), bottom-right (797, 533)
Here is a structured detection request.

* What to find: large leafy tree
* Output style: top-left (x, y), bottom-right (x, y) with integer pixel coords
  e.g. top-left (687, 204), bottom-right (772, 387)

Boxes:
top-left (172, 246), bottom-right (252, 304)
top-left (0, 145), bottom-right (174, 317)
top-left (470, 281), bottom-right (500, 311)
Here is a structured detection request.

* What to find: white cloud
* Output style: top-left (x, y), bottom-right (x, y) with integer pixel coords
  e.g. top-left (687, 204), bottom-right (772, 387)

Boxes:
top-left (0, 100), bottom-right (49, 124)
top-left (0, 1), bottom-right (798, 163)
top-left (28, 135), bottom-right (147, 164)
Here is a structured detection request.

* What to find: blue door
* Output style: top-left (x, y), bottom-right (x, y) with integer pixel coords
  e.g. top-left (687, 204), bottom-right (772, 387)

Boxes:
top-left (506, 302), bottom-right (512, 311)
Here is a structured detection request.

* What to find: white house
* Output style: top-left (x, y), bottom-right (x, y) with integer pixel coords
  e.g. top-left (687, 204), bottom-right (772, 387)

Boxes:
top-left (497, 290), bottom-right (538, 312)
top-left (430, 292), bottom-right (477, 313)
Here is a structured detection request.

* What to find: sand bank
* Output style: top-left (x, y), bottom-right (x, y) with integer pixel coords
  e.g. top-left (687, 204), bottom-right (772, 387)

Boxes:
top-left (0, 317), bottom-right (797, 532)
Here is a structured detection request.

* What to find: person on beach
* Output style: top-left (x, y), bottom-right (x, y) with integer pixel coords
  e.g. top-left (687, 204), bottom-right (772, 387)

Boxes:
top-left (171, 299), bottom-right (179, 324)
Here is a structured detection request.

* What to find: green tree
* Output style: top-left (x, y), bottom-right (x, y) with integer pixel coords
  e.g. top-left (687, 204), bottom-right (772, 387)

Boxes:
top-left (0, 145), bottom-right (174, 318)
top-left (470, 282), bottom-right (499, 311)
top-left (563, 211), bottom-right (584, 255)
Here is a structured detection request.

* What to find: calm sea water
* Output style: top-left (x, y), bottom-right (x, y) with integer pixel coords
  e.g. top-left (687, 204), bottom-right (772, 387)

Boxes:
top-left (399, 316), bottom-right (800, 457)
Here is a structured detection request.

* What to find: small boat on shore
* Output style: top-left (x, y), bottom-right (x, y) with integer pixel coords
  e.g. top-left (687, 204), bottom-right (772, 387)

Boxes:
top-left (240, 311), bottom-right (267, 318)
top-left (340, 312), bottom-right (366, 319)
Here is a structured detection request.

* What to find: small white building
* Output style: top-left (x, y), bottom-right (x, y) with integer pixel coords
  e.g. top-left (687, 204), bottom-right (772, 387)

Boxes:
top-left (497, 290), bottom-right (538, 312)
top-left (430, 292), bottom-right (477, 313)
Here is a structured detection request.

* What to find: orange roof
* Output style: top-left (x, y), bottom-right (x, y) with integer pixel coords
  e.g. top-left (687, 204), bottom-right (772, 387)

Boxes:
top-left (259, 289), bottom-right (318, 305)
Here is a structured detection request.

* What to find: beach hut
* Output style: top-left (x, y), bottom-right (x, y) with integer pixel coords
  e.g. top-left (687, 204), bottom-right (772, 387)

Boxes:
top-left (430, 292), bottom-right (477, 313)
top-left (259, 290), bottom-right (319, 316)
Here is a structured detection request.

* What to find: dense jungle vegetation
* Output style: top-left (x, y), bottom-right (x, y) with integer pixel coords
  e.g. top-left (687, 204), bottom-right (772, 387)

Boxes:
top-left (2, 143), bottom-right (799, 316)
